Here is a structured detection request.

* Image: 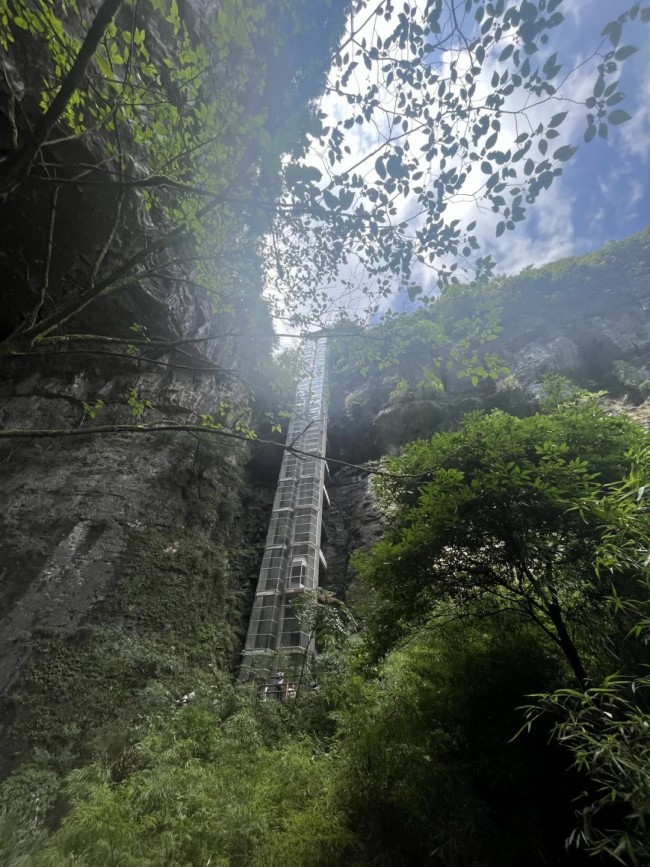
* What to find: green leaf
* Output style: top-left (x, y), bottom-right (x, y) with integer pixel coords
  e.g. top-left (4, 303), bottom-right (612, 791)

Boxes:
top-left (553, 145), bottom-right (577, 162)
top-left (606, 91), bottom-right (625, 106)
top-left (407, 285), bottom-right (422, 301)
top-left (549, 111), bottom-right (567, 128)
top-left (608, 109), bottom-right (632, 125)
top-left (338, 188), bottom-right (354, 209)
top-left (285, 164), bottom-right (323, 186)
top-left (607, 21), bottom-right (622, 47)
top-left (543, 53), bottom-right (558, 76)
top-left (614, 45), bottom-right (638, 61)
top-left (386, 154), bottom-right (407, 179)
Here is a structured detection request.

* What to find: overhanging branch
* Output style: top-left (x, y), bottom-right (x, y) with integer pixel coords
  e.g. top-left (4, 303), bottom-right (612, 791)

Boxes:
top-left (0, 421), bottom-right (426, 479)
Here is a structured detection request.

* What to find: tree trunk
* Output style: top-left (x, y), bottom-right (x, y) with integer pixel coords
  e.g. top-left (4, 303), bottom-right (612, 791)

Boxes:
top-left (547, 601), bottom-right (589, 689)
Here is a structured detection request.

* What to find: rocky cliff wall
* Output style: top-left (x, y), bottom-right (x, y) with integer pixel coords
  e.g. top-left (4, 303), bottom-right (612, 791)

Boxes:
top-left (328, 226), bottom-right (650, 464)
top-left (0, 0), bottom-right (294, 784)
top-left (0, 306), bottom-right (277, 782)
top-left (322, 227), bottom-right (650, 602)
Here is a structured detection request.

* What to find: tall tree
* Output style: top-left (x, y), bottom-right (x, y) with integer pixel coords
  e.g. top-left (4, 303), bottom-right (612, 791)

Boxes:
top-left (523, 443), bottom-right (650, 864)
top-left (356, 394), bottom-right (648, 684)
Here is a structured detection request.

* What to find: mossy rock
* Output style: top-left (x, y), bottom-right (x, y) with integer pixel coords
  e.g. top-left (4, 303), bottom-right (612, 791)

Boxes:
top-left (0, 524), bottom-right (244, 791)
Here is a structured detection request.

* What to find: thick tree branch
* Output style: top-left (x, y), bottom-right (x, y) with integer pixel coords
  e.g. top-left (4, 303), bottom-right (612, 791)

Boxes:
top-left (0, 0), bottom-right (124, 197)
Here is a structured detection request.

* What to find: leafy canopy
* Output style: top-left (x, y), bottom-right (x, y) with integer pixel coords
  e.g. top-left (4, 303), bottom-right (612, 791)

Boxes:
top-left (356, 393), bottom-right (648, 681)
top-left (2, 0), bottom-right (647, 332)
top-left (271, 0), bottom-right (650, 322)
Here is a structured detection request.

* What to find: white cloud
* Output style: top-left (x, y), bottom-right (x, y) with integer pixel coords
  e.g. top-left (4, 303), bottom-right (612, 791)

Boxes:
top-left (565, 0), bottom-right (591, 26)
top-left (619, 62), bottom-right (650, 163)
top-left (486, 180), bottom-right (579, 274)
top-left (270, 0), bottom-right (649, 326)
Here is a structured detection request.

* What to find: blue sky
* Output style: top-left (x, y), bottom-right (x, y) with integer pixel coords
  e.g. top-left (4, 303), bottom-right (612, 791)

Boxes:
top-left (411, 0), bottom-right (650, 284)
top-left (499, 0), bottom-right (650, 268)
top-left (272, 1), bottom-right (650, 328)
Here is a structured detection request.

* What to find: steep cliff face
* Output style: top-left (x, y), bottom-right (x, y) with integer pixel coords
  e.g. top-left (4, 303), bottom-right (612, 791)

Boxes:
top-left (322, 228), bottom-right (650, 600)
top-left (0, 0), bottom-right (342, 784)
top-left (0, 316), bottom-right (248, 671)
top-left (328, 226), bottom-right (650, 464)
top-left (321, 467), bottom-right (382, 599)
top-left (0, 310), bottom-right (273, 780)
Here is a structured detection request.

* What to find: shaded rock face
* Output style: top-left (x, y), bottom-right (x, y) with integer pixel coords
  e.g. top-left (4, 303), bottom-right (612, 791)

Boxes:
top-left (329, 228), bottom-right (650, 463)
top-left (0, 1), bottom-right (277, 773)
top-left (0, 278), bottom-right (256, 685)
top-left (0, 429), bottom-right (229, 693)
top-left (0, 346), bottom-right (265, 772)
top-left (322, 467), bottom-right (383, 600)
top-left (497, 257), bottom-right (650, 392)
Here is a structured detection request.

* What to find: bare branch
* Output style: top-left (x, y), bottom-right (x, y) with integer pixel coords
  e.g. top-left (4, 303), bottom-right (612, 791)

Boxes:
top-left (10, 347), bottom-right (256, 390)
top-left (31, 327), bottom-right (389, 350)
top-left (28, 185), bottom-right (60, 329)
top-left (0, 421), bottom-right (426, 479)
top-left (16, 198), bottom-right (224, 344)
top-left (90, 118), bottom-right (125, 288)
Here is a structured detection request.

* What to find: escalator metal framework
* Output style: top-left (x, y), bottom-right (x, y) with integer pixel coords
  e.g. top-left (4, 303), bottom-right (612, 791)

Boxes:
top-left (240, 337), bottom-right (329, 688)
